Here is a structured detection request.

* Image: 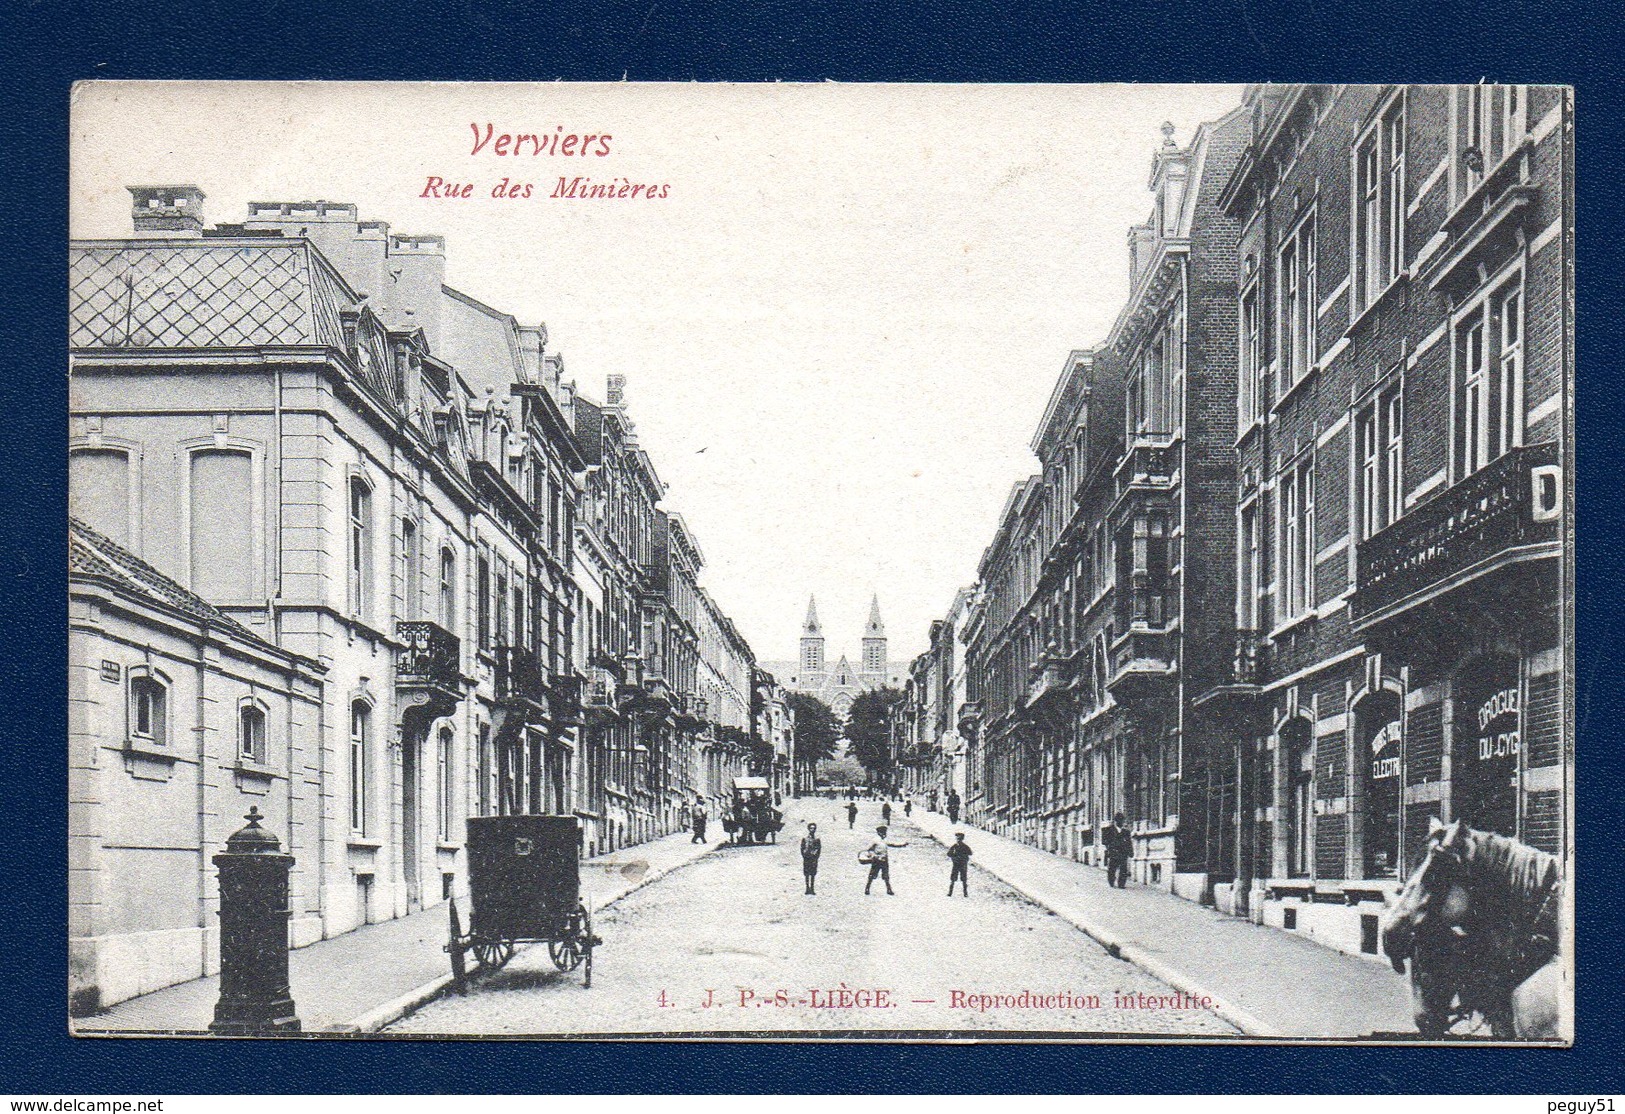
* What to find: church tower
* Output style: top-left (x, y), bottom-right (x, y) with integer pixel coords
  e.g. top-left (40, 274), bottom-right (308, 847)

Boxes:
top-left (800, 595), bottom-right (825, 674)
top-left (861, 594), bottom-right (887, 679)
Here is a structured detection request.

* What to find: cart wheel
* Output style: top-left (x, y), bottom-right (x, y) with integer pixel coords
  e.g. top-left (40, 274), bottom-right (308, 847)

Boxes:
top-left (447, 899), bottom-right (468, 994)
top-left (549, 937), bottom-right (581, 971)
top-left (473, 940), bottom-right (514, 970)
top-left (582, 905), bottom-right (595, 988)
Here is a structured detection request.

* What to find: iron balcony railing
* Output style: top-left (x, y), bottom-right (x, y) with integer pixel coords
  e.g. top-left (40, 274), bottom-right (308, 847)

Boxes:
top-left (1352, 441), bottom-right (1560, 624)
top-left (396, 620), bottom-right (461, 691)
top-left (494, 646), bottom-right (551, 707)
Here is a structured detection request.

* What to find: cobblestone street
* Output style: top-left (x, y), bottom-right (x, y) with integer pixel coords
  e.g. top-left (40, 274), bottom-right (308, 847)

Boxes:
top-left (389, 800), bottom-right (1238, 1036)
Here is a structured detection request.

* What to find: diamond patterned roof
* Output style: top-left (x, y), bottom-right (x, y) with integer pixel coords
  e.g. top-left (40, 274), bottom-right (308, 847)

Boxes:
top-left (69, 242), bottom-right (350, 350)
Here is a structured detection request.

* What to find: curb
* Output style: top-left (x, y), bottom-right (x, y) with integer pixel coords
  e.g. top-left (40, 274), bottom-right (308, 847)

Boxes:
top-left (340, 839), bottom-right (724, 1033)
top-left (910, 818), bottom-right (1281, 1039)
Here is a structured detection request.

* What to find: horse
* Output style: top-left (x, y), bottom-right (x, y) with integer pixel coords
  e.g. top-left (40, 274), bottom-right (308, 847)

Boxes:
top-left (1380, 817), bottom-right (1565, 1040)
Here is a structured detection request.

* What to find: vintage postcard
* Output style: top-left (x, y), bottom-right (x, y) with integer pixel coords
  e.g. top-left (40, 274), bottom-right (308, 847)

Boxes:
top-left (67, 81), bottom-right (1573, 1042)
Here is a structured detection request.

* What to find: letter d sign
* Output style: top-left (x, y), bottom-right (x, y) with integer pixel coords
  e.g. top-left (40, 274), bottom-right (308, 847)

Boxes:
top-left (1531, 465), bottom-right (1561, 523)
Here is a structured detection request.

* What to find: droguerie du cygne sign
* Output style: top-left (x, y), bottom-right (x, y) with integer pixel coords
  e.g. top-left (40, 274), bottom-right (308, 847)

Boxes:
top-left (67, 81), bottom-right (1573, 1043)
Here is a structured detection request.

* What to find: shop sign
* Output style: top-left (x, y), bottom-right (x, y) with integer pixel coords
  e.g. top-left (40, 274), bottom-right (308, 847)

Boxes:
top-left (1476, 687), bottom-right (1520, 762)
top-left (1370, 720), bottom-right (1402, 780)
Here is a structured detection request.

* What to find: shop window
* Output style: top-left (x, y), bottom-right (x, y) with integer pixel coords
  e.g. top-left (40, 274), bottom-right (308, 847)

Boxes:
top-left (1452, 655), bottom-right (1521, 838)
top-left (1358, 692), bottom-right (1403, 878)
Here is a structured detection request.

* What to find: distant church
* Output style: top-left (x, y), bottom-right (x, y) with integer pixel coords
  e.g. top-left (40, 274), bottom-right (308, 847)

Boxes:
top-left (760, 596), bottom-right (904, 717)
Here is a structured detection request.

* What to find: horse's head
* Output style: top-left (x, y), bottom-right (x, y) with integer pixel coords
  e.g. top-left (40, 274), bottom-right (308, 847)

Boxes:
top-left (1382, 817), bottom-right (1475, 974)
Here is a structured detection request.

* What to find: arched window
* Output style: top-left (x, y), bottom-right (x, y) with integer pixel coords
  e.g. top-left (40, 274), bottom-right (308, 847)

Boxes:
top-left (438, 546), bottom-right (456, 630)
top-left (1280, 718), bottom-right (1315, 878)
top-left (348, 478), bottom-right (373, 621)
top-left (1357, 691), bottom-right (1403, 878)
top-left (70, 447), bottom-right (131, 546)
top-left (129, 674), bottom-right (168, 747)
top-left (239, 702), bottom-right (267, 764)
top-left (191, 449), bottom-right (254, 599)
top-left (349, 700), bottom-right (371, 835)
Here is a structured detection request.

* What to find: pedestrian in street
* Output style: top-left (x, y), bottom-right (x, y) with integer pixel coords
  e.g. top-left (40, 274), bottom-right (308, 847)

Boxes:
top-left (846, 800), bottom-right (858, 829)
top-left (946, 832), bottom-right (972, 896)
top-left (860, 825), bottom-right (895, 895)
top-left (881, 801), bottom-right (892, 824)
top-left (904, 798), bottom-right (913, 818)
top-left (947, 790), bottom-right (961, 825)
top-left (1104, 811), bottom-right (1132, 889)
top-left (800, 823), bottom-right (822, 895)
top-left (691, 801), bottom-right (708, 844)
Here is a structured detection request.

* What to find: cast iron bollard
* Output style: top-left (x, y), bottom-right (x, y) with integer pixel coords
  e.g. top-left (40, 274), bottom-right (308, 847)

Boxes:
top-left (209, 806), bottom-right (301, 1034)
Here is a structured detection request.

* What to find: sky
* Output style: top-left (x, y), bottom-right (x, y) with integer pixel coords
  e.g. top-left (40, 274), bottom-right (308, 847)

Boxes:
top-left (70, 81), bottom-right (1245, 667)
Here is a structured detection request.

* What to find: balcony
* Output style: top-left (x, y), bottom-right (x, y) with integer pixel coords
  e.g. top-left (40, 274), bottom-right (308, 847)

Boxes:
top-left (549, 672), bottom-right (585, 727)
top-left (1352, 442), bottom-right (1560, 630)
top-left (1192, 629), bottom-right (1269, 730)
top-left (1020, 645), bottom-right (1074, 721)
top-left (1113, 436), bottom-right (1178, 499)
top-left (396, 620), bottom-right (462, 722)
top-left (1105, 624), bottom-right (1176, 704)
top-left (955, 701), bottom-right (983, 740)
top-left (494, 646), bottom-right (552, 715)
top-left (582, 666), bottom-right (621, 726)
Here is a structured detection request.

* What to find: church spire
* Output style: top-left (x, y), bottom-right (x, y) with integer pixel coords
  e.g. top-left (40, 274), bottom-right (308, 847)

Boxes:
top-left (865, 594), bottom-right (885, 636)
top-left (804, 595), bottom-right (821, 635)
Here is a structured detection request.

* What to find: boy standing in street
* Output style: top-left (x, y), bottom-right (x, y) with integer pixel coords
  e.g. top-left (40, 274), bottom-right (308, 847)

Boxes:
top-left (862, 825), bottom-right (895, 895)
top-left (946, 832), bottom-right (972, 896)
top-left (800, 823), bottom-right (822, 895)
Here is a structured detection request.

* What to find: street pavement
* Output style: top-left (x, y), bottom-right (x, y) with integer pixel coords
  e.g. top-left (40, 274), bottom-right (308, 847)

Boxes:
top-left (387, 799), bottom-right (1240, 1037)
top-left (73, 828), bottom-right (721, 1034)
top-left (907, 805), bottom-right (1415, 1038)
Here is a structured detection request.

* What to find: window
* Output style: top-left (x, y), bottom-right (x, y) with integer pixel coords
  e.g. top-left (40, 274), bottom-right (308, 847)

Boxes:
top-left (239, 702), bottom-right (266, 763)
top-left (129, 675), bottom-right (168, 746)
top-left (401, 519), bottom-right (419, 620)
top-left (1495, 285), bottom-right (1525, 461)
top-left (1354, 100), bottom-right (1407, 310)
top-left (438, 547), bottom-right (456, 630)
top-left (1455, 279), bottom-right (1524, 478)
top-left (70, 448), bottom-right (130, 546)
top-left (349, 700), bottom-right (370, 834)
top-left (1356, 389), bottom-right (1403, 539)
top-left (348, 478), bottom-right (372, 620)
top-left (1278, 214), bottom-right (1317, 392)
top-left (1279, 458), bottom-right (1315, 620)
top-left (1239, 282), bottom-right (1263, 425)
top-left (1284, 721), bottom-right (1314, 878)
top-left (1238, 503), bottom-right (1262, 629)
top-left (477, 554), bottom-right (491, 650)
top-left (437, 726), bottom-right (454, 842)
top-left (1458, 85), bottom-right (1528, 202)
top-left (495, 569), bottom-right (509, 645)
top-left (192, 450), bottom-right (254, 599)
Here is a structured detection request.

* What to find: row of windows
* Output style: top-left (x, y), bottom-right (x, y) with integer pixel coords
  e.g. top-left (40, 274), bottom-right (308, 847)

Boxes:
top-left (1238, 86), bottom-right (1533, 432)
top-left (1238, 271), bottom-right (1529, 631)
top-left (126, 672), bottom-right (268, 764)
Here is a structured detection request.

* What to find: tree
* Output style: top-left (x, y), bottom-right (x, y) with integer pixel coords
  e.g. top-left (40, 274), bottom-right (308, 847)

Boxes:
top-left (786, 692), bottom-right (841, 765)
top-left (845, 686), bottom-right (905, 776)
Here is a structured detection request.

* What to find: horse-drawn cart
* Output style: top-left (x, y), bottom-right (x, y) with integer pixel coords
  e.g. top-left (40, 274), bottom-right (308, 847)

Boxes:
top-left (446, 815), bottom-right (600, 990)
top-left (721, 775), bottom-right (783, 844)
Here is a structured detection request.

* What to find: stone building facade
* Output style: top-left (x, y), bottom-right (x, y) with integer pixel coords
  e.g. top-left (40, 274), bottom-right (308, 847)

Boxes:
top-left (68, 189), bottom-right (767, 1006)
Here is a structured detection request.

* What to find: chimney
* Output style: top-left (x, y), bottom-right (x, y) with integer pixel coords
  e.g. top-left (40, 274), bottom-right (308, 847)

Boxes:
top-left (606, 374), bottom-right (626, 408)
top-left (129, 185), bottom-right (205, 237)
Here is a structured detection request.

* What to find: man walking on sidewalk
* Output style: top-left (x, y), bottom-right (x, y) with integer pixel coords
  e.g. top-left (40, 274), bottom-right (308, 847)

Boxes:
top-left (946, 790), bottom-right (961, 825)
top-left (946, 832), bottom-right (972, 896)
top-left (1104, 812), bottom-right (1132, 888)
top-left (800, 823), bottom-right (822, 895)
top-left (691, 800), bottom-right (708, 844)
top-left (846, 800), bottom-right (858, 829)
top-left (861, 826), bottom-right (895, 895)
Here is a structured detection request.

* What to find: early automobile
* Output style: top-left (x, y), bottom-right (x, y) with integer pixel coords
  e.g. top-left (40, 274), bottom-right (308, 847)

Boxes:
top-left (446, 814), bottom-right (600, 989)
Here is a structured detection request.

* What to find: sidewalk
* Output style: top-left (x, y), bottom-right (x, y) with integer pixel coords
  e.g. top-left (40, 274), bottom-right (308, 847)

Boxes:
top-left (906, 808), bottom-right (1413, 1038)
top-left (73, 828), bottom-right (720, 1035)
